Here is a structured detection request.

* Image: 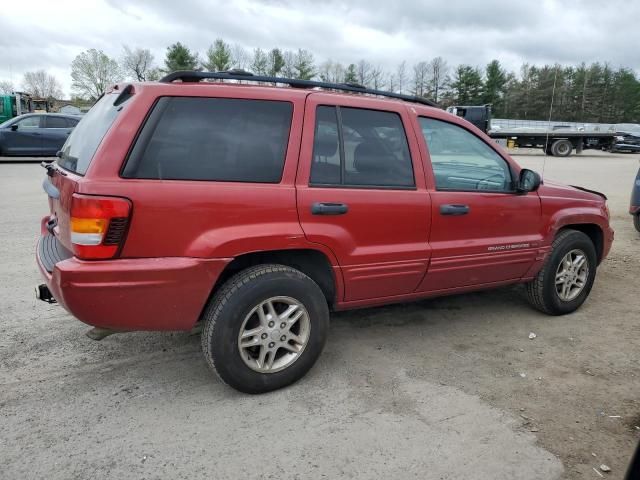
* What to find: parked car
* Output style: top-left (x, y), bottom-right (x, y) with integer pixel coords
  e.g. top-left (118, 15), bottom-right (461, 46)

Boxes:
top-left (631, 164), bottom-right (640, 232)
top-left (0, 113), bottom-right (79, 156)
top-left (36, 74), bottom-right (614, 393)
top-left (611, 132), bottom-right (640, 153)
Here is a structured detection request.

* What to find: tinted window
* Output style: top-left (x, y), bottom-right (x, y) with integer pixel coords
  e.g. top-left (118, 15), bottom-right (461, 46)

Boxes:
top-left (58, 93), bottom-right (125, 175)
top-left (310, 106), bottom-right (341, 184)
top-left (310, 106), bottom-right (414, 188)
top-left (123, 97), bottom-right (293, 183)
top-left (45, 116), bottom-right (69, 128)
top-left (16, 116), bottom-right (40, 128)
top-left (420, 117), bottom-right (512, 192)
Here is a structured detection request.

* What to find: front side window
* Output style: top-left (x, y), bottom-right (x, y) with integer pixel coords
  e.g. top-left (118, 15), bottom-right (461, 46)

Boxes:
top-left (123, 97), bottom-right (293, 182)
top-left (310, 106), bottom-right (414, 188)
top-left (420, 117), bottom-right (512, 192)
top-left (16, 116), bottom-right (40, 128)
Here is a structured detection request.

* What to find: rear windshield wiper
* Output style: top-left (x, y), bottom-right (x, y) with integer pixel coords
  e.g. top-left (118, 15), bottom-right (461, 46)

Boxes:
top-left (41, 161), bottom-right (67, 177)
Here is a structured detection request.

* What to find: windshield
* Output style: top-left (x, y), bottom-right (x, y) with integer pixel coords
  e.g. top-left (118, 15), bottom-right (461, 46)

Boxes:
top-left (57, 92), bottom-right (125, 175)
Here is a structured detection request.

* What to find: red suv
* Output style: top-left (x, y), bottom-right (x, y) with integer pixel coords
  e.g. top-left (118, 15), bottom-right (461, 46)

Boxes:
top-left (36, 71), bottom-right (614, 393)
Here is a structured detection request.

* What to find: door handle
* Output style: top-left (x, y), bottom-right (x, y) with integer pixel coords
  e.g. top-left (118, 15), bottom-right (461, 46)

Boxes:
top-left (311, 202), bottom-right (349, 215)
top-left (440, 204), bottom-right (470, 216)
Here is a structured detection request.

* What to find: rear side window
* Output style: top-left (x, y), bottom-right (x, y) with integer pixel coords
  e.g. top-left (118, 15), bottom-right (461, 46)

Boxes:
top-left (45, 116), bottom-right (69, 128)
top-left (310, 106), bottom-right (414, 188)
top-left (122, 97), bottom-right (293, 183)
top-left (58, 92), bottom-right (126, 175)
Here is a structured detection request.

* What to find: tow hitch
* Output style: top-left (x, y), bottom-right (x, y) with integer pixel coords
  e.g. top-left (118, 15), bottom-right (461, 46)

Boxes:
top-left (35, 284), bottom-right (56, 304)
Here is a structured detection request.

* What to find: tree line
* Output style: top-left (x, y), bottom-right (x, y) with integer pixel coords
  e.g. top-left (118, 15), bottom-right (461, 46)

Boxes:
top-left (2, 38), bottom-right (639, 123)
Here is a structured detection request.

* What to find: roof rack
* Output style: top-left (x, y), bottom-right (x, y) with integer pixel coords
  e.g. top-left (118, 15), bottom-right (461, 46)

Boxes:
top-left (159, 70), bottom-right (439, 108)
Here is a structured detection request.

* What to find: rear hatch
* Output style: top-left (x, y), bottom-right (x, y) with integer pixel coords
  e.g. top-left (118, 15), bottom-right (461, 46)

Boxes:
top-left (43, 90), bottom-right (130, 256)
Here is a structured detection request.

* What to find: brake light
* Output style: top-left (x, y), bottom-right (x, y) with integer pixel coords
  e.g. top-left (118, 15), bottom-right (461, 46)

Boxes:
top-left (70, 194), bottom-right (131, 259)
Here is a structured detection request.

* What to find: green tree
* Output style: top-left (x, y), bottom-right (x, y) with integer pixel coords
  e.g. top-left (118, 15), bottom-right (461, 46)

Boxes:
top-left (344, 64), bottom-right (358, 83)
top-left (293, 49), bottom-right (315, 80)
top-left (203, 39), bottom-right (232, 71)
top-left (450, 65), bottom-right (483, 104)
top-left (164, 42), bottom-right (199, 72)
top-left (267, 48), bottom-right (285, 77)
top-left (251, 48), bottom-right (268, 75)
top-left (483, 60), bottom-right (508, 108)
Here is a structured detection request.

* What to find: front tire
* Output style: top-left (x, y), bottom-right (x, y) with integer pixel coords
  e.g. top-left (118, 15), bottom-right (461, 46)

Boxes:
top-left (201, 264), bottom-right (330, 393)
top-left (525, 230), bottom-right (597, 315)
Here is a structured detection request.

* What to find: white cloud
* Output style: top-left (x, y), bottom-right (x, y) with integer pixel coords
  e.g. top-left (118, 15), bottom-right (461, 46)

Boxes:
top-left (0, 0), bottom-right (637, 97)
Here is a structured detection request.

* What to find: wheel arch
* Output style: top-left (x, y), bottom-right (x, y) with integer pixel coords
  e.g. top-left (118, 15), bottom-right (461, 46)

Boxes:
top-left (558, 223), bottom-right (604, 264)
top-left (204, 248), bottom-right (341, 314)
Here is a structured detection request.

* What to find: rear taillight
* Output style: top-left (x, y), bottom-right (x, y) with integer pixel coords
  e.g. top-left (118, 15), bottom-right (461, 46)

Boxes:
top-left (70, 194), bottom-right (131, 259)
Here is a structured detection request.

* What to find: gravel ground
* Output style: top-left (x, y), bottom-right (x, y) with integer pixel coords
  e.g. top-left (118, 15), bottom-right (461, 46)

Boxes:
top-left (0, 150), bottom-right (638, 480)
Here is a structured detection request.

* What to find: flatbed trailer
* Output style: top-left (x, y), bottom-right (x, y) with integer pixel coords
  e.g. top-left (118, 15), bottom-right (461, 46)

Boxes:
top-left (447, 105), bottom-right (617, 157)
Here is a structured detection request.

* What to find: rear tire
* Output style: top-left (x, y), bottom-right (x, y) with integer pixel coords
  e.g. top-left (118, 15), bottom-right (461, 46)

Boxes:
top-left (525, 229), bottom-right (597, 315)
top-left (201, 264), bottom-right (330, 394)
top-left (550, 139), bottom-right (573, 157)
top-left (634, 214), bottom-right (640, 233)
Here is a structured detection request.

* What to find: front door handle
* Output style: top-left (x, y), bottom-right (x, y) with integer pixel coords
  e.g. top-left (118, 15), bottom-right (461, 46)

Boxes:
top-left (311, 202), bottom-right (349, 215)
top-left (440, 204), bottom-right (470, 216)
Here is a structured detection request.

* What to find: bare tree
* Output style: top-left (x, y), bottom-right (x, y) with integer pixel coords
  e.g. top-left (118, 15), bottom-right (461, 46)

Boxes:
top-left (371, 66), bottom-right (385, 90)
top-left (357, 60), bottom-right (373, 87)
top-left (428, 56), bottom-right (449, 103)
top-left (230, 44), bottom-right (250, 70)
top-left (318, 60), bottom-right (345, 83)
top-left (0, 80), bottom-right (15, 94)
top-left (396, 61), bottom-right (407, 94)
top-left (71, 49), bottom-right (121, 100)
top-left (121, 46), bottom-right (155, 81)
top-left (412, 61), bottom-right (429, 97)
top-left (331, 62), bottom-right (345, 83)
top-left (22, 70), bottom-right (63, 98)
top-left (387, 74), bottom-right (396, 92)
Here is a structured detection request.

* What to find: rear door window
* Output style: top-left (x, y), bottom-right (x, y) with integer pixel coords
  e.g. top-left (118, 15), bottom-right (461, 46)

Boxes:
top-left (45, 116), bottom-right (69, 128)
top-left (122, 97), bottom-right (293, 183)
top-left (310, 106), bottom-right (414, 188)
top-left (58, 92), bottom-right (128, 175)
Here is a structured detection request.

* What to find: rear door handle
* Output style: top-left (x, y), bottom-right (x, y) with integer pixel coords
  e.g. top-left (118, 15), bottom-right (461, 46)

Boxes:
top-left (440, 204), bottom-right (470, 216)
top-left (311, 202), bottom-right (349, 215)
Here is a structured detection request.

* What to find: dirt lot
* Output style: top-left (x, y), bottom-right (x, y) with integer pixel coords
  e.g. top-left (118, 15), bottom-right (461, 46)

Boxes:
top-left (1, 150), bottom-right (638, 480)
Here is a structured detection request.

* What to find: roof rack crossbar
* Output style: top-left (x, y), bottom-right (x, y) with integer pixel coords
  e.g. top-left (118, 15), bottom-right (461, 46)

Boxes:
top-left (159, 70), bottom-right (438, 107)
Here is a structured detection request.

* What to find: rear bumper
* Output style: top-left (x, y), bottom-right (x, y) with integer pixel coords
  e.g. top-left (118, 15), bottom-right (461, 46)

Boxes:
top-left (630, 206), bottom-right (640, 215)
top-left (36, 234), bottom-right (231, 331)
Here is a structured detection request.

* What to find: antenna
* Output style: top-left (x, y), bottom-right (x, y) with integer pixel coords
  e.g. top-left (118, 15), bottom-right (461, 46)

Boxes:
top-left (542, 65), bottom-right (560, 178)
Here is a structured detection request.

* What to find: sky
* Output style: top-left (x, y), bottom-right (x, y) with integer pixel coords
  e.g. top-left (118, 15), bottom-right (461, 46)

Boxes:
top-left (1, 0), bottom-right (638, 98)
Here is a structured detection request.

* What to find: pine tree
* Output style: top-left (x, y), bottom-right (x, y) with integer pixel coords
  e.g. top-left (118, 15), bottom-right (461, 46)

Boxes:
top-left (293, 49), bottom-right (315, 80)
top-left (267, 48), bottom-right (285, 77)
top-left (251, 48), bottom-right (268, 75)
top-left (344, 64), bottom-right (358, 84)
top-left (164, 42), bottom-right (199, 72)
top-left (203, 39), bottom-right (232, 72)
top-left (450, 65), bottom-right (483, 104)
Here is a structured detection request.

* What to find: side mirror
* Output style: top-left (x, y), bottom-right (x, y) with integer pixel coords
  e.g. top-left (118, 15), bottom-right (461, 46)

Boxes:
top-left (10, 124), bottom-right (18, 131)
top-left (517, 168), bottom-right (541, 193)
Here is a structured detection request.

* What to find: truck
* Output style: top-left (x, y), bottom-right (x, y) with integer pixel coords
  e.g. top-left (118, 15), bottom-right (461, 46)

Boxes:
top-left (446, 105), bottom-right (617, 157)
top-left (0, 92), bottom-right (33, 124)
